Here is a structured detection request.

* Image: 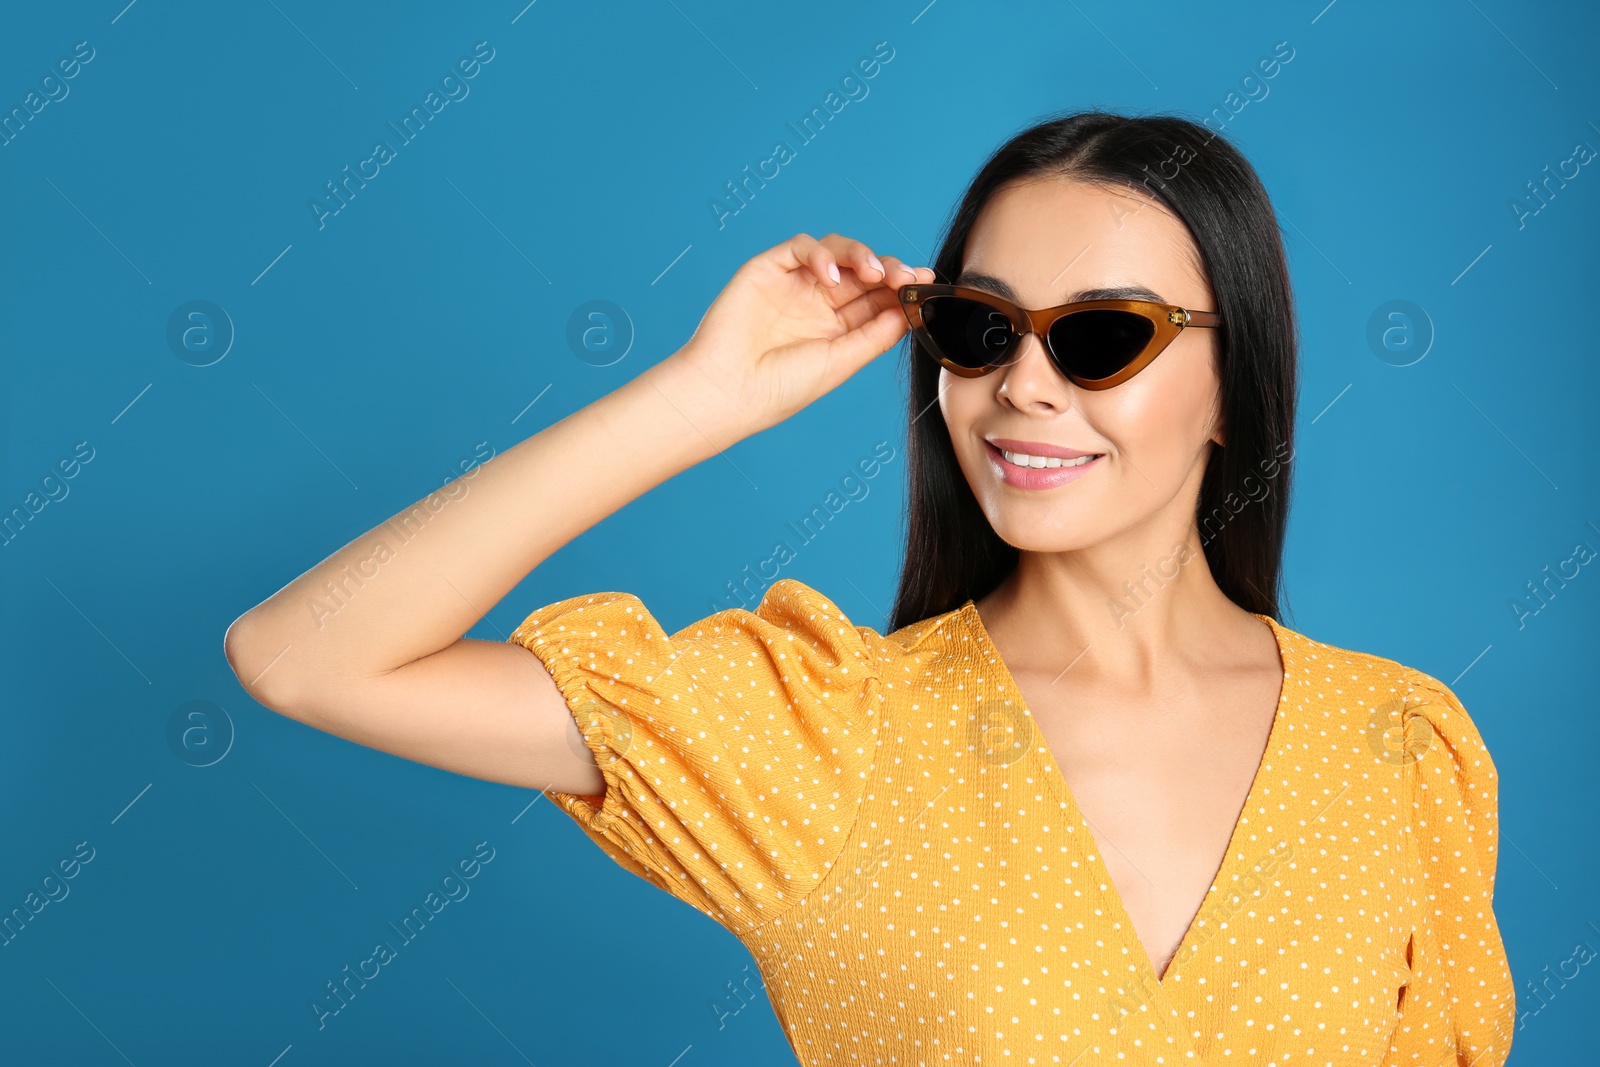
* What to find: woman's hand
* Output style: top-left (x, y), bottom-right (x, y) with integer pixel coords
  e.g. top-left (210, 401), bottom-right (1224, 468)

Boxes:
top-left (666, 232), bottom-right (938, 435)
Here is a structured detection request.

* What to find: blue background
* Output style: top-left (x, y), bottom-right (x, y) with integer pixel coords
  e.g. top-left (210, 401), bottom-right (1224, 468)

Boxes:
top-left (2, 0), bottom-right (1596, 1063)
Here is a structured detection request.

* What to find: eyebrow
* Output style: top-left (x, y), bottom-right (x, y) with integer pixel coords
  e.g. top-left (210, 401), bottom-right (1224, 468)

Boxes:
top-left (954, 270), bottom-right (1166, 305)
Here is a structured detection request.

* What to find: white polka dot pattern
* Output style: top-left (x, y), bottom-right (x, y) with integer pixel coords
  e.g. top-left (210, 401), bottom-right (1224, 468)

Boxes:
top-left (511, 580), bottom-right (883, 931)
top-left (511, 578), bottom-right (1515, 1065)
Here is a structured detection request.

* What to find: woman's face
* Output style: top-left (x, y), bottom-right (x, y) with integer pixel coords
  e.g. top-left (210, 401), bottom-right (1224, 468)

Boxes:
top-left (939, 176), bottom-right (1224, 553)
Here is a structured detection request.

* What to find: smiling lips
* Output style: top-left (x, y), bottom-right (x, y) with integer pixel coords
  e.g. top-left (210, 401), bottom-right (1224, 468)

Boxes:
top-left (984, 437), bottom-right (1104, 489)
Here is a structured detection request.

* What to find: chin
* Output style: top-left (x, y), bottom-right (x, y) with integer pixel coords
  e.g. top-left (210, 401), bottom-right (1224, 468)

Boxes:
top-left (978, 501), bottom-right (1106, 554)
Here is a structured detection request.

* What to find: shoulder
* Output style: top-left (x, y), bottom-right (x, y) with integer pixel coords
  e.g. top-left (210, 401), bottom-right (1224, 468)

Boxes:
top-left (752, 578), bottom-right (974, 671)
top-left (1264, 614), bottom-right (1425, 686)
top-left (1266, 615), bottom-right (1496, 778)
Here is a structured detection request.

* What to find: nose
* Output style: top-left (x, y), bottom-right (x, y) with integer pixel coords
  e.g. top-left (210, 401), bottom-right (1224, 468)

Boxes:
top-left (995, 330), bottom-right (1074, 411)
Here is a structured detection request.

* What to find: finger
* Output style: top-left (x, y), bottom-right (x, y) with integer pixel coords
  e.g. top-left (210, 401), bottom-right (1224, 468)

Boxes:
top-left (767, 233), bottom-right (916, 299)
top-left (826, 302), bottom-right (912, 380)
top-left (805, 235), bottom-right (842, 287)
top-left (877, 254), bottom-right (920, 286)
top-left (838, 256), bottom-right (930, 324)
top-left (806, 234), bottom-right (887, 305)
top-left (832, 284), bottom-right (903, 335)
top-left (818, 233), bottom-right (887, 285)
top-left (767, 232), bottom-right (836, 287)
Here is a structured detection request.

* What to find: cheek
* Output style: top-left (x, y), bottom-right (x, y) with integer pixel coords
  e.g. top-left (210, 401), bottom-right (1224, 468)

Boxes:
top-left (1077, 386), bottom-right (1159, 457)
top-left (1110, 346), bottom-right (1219, 451)
top-left (938, 372), bottom-right (981, 442)
top-left (938, 374), bottom-right (994, 475)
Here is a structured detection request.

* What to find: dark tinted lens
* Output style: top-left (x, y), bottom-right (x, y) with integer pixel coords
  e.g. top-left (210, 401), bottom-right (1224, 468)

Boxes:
top-left (1047, 309), bottom-right (1155, 381)
top-left (921, 297), bottom-right (1016, 370)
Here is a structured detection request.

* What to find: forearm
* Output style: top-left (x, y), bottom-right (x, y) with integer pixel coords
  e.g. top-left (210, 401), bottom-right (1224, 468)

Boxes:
top-left (226, 352), bottom-right (751, 695)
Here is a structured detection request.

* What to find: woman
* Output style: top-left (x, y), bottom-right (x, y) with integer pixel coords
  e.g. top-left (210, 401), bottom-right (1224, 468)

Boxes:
top-left (225, 110), bottom-right (1515, 1064)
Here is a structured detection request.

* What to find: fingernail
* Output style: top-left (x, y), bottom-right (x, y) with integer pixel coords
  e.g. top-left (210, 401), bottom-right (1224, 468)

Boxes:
top-left (827, 262), bottom-right (840, 284)
top-left (900, 265), bottom-right (916, 280)
top-left (868, 254), bottom-right (884, 276)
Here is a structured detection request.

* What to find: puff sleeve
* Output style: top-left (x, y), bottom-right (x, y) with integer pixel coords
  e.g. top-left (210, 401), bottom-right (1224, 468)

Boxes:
top-left (509, 577), bottom-right (883, 935)
top-left (1381, 668), bottom-right (1516, 1066)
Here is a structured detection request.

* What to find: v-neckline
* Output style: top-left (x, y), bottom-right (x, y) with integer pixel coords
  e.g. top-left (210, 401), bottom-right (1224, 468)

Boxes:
top-left (957, 600), bottom-right (1292, 993)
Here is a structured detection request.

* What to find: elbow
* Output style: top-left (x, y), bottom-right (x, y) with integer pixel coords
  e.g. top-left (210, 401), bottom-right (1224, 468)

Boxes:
top-left (224, 611), bottom-right (302, 714)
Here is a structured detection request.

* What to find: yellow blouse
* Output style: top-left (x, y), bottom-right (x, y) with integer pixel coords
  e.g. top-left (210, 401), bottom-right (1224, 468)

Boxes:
top-left (511, 577), bottom-right (1515, 1065)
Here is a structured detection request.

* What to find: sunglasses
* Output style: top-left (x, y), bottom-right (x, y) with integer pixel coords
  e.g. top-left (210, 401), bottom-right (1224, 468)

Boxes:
top-left (899, 283), bottom-right (1223, 390)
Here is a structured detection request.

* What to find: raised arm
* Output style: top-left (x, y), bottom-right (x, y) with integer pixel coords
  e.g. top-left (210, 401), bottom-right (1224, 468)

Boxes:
top-left (223, 234), bottom-right (932, 793)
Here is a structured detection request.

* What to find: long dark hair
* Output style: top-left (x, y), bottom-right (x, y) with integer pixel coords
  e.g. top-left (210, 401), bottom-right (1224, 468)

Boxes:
top-left (888, 110), bottom-right (1298, 632)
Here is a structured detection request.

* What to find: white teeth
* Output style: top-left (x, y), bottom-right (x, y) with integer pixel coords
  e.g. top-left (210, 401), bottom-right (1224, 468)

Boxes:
top-left (999, 448), bottom-right (1096, 469)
